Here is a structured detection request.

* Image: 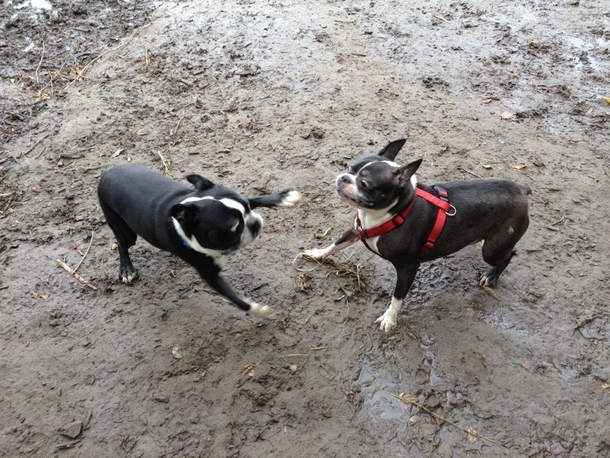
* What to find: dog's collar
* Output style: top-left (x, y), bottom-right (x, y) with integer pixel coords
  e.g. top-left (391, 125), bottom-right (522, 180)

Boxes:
top-left (355, 186), bottom-right (454, 255)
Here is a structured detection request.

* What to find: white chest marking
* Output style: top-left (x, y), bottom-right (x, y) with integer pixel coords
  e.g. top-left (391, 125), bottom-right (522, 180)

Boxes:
top-left (171, 217), bottom-right (227, 269)
top-left (355, 175), bottom-right (418, 255)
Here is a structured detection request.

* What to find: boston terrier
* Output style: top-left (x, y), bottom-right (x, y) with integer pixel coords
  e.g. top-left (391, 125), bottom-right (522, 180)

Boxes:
top-left (302, 139), bottom-right (530, 332)
top-left (98, 163), bottom-right (301, 318)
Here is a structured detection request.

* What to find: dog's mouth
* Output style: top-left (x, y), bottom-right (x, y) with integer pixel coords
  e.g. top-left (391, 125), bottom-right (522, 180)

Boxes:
top-left (336, 188), bottom-right (360, 206)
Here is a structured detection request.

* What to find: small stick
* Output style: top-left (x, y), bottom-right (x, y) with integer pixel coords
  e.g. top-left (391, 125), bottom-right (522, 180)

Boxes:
top-left (56, 259), bottom-right (97, 290)
top-left (158, 152), bottom-right (172, 178)
top-left (458, 167), bottom-right (484, 179)
top-left (433, 14), bottom-right (451, 23)
top-left (391, 393), bottom-right (504, 448)
top-left (36, 42), bottom-right (45, 84)
top-left (25, 133), bottom-right (50, 156)
top-left (320, 364), bottom-right (334, 376)
top-left (61, 40), bottom-right (130, 92)
top-left (73, 231), bottom-right (94, 273)
top-left (146, 427), bottom-right (161, 448)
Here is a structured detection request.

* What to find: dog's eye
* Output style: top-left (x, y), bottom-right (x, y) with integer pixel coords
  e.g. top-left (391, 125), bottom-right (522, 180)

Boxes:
top-left (360, 179), bottom-right (369, 188)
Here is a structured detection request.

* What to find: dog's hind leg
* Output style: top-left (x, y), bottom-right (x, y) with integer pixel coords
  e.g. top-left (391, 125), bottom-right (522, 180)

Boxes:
top-left (99, 199), bottom-right (139, 284)
top-left (479, 215), bottom-right (528, 287)
top-left (480, 249), bottom-right (516, 287)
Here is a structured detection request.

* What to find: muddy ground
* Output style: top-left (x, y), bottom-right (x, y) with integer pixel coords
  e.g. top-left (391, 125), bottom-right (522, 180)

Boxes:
top-left (1, 0), bottom-right (609, 456)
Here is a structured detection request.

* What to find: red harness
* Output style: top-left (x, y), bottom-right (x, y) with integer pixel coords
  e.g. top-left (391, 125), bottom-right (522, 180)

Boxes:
top-left (355, 187), bottom-right (453, 256)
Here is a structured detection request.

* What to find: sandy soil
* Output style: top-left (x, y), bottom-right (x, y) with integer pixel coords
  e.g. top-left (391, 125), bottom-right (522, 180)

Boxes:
top-left (1, 0), bottom-right (609, 456)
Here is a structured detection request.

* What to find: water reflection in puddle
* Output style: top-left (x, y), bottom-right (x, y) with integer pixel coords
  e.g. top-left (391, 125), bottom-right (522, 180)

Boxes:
top-left (355, 335), bottom-right (444, 423)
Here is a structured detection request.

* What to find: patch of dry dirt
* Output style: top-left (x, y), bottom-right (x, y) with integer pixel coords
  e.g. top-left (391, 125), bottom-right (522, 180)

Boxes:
top-left (1, 0), bottom-right (609, 456)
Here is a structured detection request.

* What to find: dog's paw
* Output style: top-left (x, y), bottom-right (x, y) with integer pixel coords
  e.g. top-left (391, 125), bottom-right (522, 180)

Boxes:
top-left (375, 311), bottom-right (397, 332)
top-left (249, 303), bottom-right (274, 319)
top-left (479, 269), bottom-right (498, 288)
top-left (278, 190), bottom-right (302, 208)
top-left (119, 266), bottom-right (138, 285)
top-left (299, 247), bottom-right (329, 261)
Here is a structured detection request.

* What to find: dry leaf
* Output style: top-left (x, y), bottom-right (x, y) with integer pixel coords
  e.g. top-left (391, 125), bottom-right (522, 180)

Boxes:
top-left (30, 185), bottom-right (42, 193)
top-left (243, 364), bottom-right (255, 377)
top-left (289, 364), bottom-right (298, 372)
top-left (575, 317), bottom-right (589, 328)
top-left (172, 344), bottom-right (184, 359)
top-left (601, 97), bottom-right (610, 105)
top-left (500, 111), bottom-right (513, 120)
top-left (602, 383), bottom-right (610, 391)
top-left (31, 291), bottom-right (50, 300)
top-left (520, 358), bottom-right (534, 370)
top-left (38, 91), bottom-right (50, 100)
top-left (467, 426), bottom-right (478, 443)
top-left (111, 148), bottom-right (124, 158)
top-left (481, 285), bottom-right (499, 300)
top-left (529, 40), bottom-right (539, 47)
top-left (482, 164), bottom-right (492, 169)
top-left (111, 243), bottom-right (118, 250)
top-left (513, 163), bottom-right (527, 170)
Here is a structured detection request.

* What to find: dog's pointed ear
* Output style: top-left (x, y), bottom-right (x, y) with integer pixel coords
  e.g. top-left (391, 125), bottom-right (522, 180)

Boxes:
top-left (171, 204), bottom-right (198, 227)
top-left (378, 139), bottom-right (407, 161)
top-left (398, 159), bottom-right (422, 185)
top-left (186, 174), bottom-right (214, 191)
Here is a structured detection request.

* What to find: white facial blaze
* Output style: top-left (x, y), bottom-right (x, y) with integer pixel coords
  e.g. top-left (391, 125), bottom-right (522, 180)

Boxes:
top-left (179, 195), bottom-right (263, 247)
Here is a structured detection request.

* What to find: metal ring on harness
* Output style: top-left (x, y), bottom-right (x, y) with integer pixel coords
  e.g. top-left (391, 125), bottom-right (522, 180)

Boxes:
top-left (446, 205), bottom-right (457, 217)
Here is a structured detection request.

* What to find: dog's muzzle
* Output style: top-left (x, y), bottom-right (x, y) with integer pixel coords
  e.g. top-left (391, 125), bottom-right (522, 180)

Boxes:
top-left (241, 212), bottom-right (263, 245)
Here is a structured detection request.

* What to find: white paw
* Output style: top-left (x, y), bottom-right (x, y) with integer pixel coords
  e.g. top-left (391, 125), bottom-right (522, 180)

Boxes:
top-left (375, 311), bottom-right (397, 332)
top-left (299, 247), bottom-right (329, 261)
top-left (249, 303), bottom-right (274, 319)
top-left (279, 190), bottom-right (302, 207)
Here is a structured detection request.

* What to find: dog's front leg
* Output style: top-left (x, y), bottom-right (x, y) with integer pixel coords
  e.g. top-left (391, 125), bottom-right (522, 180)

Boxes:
top-left (301, 228), bottom-right (359, 260)
top-left (248, 189), bottom-right (302, 209)
top-left (199, 270), bottom-right (273, 319)
top-left (375, 263), bottom-right (419, 332)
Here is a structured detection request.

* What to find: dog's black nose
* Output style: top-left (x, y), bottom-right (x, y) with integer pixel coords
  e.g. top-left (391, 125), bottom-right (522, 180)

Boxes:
top-left (247, 218), bottom-right (261, 235)
top-left (339, 175), bottom-right (351, 184)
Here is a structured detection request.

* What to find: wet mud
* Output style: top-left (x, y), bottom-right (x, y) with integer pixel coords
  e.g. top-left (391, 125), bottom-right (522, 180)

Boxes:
top-left (1, 0), bottom-right (609, 456)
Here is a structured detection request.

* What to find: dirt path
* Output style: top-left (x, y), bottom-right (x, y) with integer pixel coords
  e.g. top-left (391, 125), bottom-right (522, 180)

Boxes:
top-left (1, 1), bottom-right (609, 456)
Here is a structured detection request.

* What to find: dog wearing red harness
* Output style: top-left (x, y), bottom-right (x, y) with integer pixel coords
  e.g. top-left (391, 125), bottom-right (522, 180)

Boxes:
top-left (301, 139), bottom-right (530, 332)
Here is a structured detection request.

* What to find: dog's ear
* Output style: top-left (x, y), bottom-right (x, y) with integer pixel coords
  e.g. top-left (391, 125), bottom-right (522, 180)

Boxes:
top-left (378, 139), bottom-right (407, 161)
top-left (398, 159), bottom-right (422, 186)
top-left (171, 204), bottom-right (198, 228)
top-left (186, 174), bottom-right (214, 191)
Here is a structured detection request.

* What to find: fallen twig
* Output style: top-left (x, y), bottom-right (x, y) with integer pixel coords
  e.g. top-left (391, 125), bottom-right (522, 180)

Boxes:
top-left (392, 393), bottom-right (505, 448)
top-left (433, 14), bottom-right (451, 23)
top-left (73, 231), bottom-right (94, 273)
top-left (56, 259), bottom-right (97, 290)
top-left (24, 133), bottom-right (50, 156)
top-left (36, 42), bottom-right (45, 84)
top-left (158, 152), bottom-right (172, 178)
top-left (458, 167), bottom-right (484, 179)
top-left (61, 40), bottom-right (131, 92)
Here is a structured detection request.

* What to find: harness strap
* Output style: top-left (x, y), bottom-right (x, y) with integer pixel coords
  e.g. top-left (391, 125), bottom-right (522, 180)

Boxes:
top-left (415, 187), bottom-right (451, 255)
top-left (355, 186), bottom-right (453, 256)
